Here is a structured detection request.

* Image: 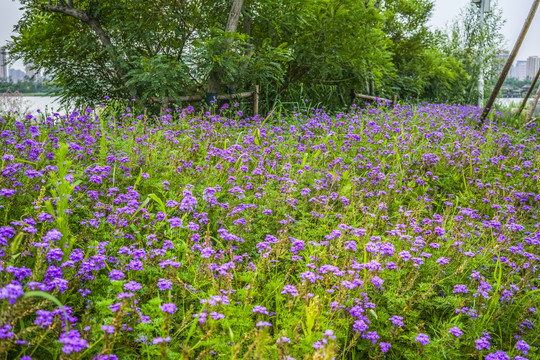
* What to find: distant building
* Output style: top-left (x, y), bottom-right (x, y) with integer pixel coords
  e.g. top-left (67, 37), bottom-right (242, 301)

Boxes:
top-left (0, 47), bottom-right (8, 81)
top-left (496, 51), bottom-right (509, 62)
top-left (515, 61), bottom-right (528, 81)
top-left (25, 62), bottom-right (42, 81)
top-left (9, 68), bottom-right (25, 83)
top-left (526, 56), bottom-right (539, 79)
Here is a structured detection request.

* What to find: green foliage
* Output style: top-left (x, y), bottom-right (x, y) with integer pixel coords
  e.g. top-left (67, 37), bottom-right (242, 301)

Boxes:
top-left (6, 0), bottom-right (507, 113)
top-left (439, 0), bottom-right (506, 104)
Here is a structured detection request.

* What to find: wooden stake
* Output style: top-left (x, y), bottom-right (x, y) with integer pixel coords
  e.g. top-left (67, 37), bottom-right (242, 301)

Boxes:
top-left (480, 0), bottom-right (540, 124)
top-left (253, 84), bottom-right (259, 116)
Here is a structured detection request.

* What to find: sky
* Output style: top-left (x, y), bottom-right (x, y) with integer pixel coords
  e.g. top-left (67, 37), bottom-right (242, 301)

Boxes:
top-left (1, 0), bottom-right (540, 70)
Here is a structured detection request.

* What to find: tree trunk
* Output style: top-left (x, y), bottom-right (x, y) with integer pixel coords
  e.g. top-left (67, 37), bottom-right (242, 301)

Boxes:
top-left (228, 6), bottom-right (253, 93)
top-left (206, 0), bottom-right (245, 104)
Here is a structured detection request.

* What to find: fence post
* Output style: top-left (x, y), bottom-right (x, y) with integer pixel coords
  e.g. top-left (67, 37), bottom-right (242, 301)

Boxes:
top-left (392, 94), bottom-right (397, 105)
top-left (253, 84), bottom-right (259, 116)
top-left (350, 89), bottom-right (356, 107)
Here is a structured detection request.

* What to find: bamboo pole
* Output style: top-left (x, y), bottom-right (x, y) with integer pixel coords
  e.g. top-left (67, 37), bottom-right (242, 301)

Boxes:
top-left (517, 67), bottom-right (540, 116)
top-left (480, 0), bottom-right (540, 124)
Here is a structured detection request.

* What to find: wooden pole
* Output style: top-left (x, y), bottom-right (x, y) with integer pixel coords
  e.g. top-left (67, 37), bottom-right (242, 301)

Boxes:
top-left (517, 67), bottom-right (540, 116)
top-left (479, 0), bottom-right (540, 124)
top-left (524, 81), bottom-right (540, 125)
top-left (253, 84), bottom-right (259, 116)
top-left (350, 89), bottom-right (356, 107)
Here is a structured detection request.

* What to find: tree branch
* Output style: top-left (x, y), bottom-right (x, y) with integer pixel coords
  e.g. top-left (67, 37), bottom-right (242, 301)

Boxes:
top-left (42, 4), bottom-right (113, 49)
top-left (39, 2), bottom-right (131, 96)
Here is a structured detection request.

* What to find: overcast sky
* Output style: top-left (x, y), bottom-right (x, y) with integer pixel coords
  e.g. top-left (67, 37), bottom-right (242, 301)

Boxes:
top-left (1, 0), bottom-right (540, 70)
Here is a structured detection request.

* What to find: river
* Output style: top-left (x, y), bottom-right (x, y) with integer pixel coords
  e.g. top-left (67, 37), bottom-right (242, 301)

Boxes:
top-left (2, 96), bottom-right (539, 116)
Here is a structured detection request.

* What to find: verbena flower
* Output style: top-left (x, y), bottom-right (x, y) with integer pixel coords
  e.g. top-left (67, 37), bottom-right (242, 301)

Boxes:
top-left (157, 278), bottom-right (172, 291)
top-left (389, 315), bottom-right (404, 327)
top-left (123, 281), bottom-right (142, 292)
top-left (449, 327), bottom-right (463, 338)
top-left (415, 333), bottom-right (430, 346)
top-left (160, 303), bottom-right (177, 314)
top-left (58, 330), bottom-right (89, 354)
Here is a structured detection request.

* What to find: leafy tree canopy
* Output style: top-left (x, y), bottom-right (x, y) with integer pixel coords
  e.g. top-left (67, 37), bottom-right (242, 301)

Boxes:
top-left (7, 0), bottom-right (505, 112)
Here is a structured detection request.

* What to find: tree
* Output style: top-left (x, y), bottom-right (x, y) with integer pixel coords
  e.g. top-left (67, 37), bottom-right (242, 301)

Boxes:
top-left (440, 0), bottom-right (506, 104)
top-left (206, 0), bottom-right (244, 102)
top-left (7, 0), bottom-right (483, 112)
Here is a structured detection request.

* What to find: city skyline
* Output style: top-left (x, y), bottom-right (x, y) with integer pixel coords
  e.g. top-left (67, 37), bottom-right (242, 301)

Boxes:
top-left (0, 46), bottom-right (43, 83)
top-left (508, 55), bottom-right (540, 80)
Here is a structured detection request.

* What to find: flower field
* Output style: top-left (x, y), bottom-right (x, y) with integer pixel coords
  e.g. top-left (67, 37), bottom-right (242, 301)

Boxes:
top-left (0, 102), bottom-right (539, 359)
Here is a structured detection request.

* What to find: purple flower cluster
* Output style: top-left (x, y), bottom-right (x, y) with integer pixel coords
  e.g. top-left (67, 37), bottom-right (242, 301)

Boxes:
top-left (1, 102), bottom-right (538, 359)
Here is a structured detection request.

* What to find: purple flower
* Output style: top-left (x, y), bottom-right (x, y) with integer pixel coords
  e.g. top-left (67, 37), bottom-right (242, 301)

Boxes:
top-left (109, 270), bottom-right (125, 280)
top-left (160, 303), bottom-right (177, 314)
top-left (475, 336), bottom-right (490, 350)
top-left (415, 333), bottom-right (430, 346)
top-left (210, 311), bottom-right (225, 320)
top-left (389, 315), bottom-right (404, 327)
top-left (0, 189), bottom-right (16, 197)
top-left (364, 331), bottom-right (380, 344)
top-left (252, 305), bottom-right (268, 315)
top-left (371, 276), bottom-right (385, 288)
top-left (46, 248), bottom-right (64, 262)
top-left (93, 355), bottom-right (119, 360)
top-left (256, 321), bottom-right (272, 327)
top-left (58, 330), bottom-right (89, 354)
top-left (380, 342), bottom-right (391, 353)
top-left (277, 336), bottom-right (291, 343)
top-left (123, 281), bottom-right (142, 292)
top-left (281, 285), bottom-right (298, 297)
top-left (353, 320), bottom-right (369, 332)
top-left (0, 283), bottom-right (24, 304)
top-left (34, 310), bottom-right (54, 327)
top-left (485, 351), bottom-right (510, 360)
top-left (0, 324), bottom-right (14, 339)
top-left (323, 329), bottom-right (336, 339)
top-left (180, 189), bottom-right (198, 212)
top-left (44, 229), bottom-right (63, 242)
top-left (449, 327), bottom-right (463, 338)
top-left (516, 340), bottom-right (530, 355)
top-left (453, 284), bottom-right (468, 293)
top-left (152, 336), bottom-right (171, 344)
top-left (168, 217), bottom-right (183, 228)
top-left (436, 257), bottom-right (451, 265)
top-left (157, 278), bottom-right (172, 291)
top-left (101, 325), bottom-right (115, 334)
